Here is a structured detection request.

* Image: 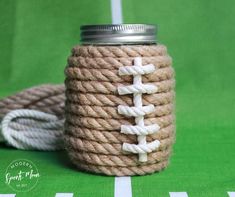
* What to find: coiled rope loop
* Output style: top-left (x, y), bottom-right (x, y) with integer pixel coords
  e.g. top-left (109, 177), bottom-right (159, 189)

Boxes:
top-left (1, 109), bottom-right (64, 150)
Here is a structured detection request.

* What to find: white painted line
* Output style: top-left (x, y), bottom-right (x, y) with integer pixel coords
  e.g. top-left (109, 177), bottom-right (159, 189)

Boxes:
top-left (0, 195), bottom-right (16, 197)
top-left (169, 192), bottom-right (189, 197)
top-left (55, 193), bottom-right (73, 197)
top-left (111, 0), bottom-right (123, 24)
top-left (228, 192), bottom-right (235, 197)
top-left (115, 176), bottom-right (132, 197)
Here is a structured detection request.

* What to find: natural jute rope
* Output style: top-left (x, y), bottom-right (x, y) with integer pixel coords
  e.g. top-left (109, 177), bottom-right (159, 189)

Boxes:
top-left (0, 85), bottom-right (65, 150)
top-left (0, 84), bottom-right (65, 119)
top-left (0, 84), bottom-right (174, 151)
top-left (0, 85), bottom-right (174, 118)
top-left (0, 44), bottom-right (175, 176)
top-left (64, 44), bottom-right (175, 176)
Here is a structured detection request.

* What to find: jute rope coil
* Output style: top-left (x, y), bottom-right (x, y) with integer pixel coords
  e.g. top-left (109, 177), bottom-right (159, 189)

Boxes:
top-left (64, 44), bottom-right (175, 176)
top-left (0, 86), bottom-right (175, 118)
top-left (0, 44), bottom-right (175, 176)
top-left (0, 84), bottom-right (65, 119)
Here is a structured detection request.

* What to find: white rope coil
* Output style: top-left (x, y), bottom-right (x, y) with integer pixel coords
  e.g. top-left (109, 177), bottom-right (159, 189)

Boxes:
top-left (118, 57), bottom-right (160, 162)
top-left (0, 109), bottom-right (64, 151)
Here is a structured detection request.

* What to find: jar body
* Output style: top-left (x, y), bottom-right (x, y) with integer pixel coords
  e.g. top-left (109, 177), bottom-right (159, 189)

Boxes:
top-left (64, 44), bottom-right (175, 176)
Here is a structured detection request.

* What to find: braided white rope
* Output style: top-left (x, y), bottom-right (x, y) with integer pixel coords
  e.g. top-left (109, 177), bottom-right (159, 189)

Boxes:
top-left (118, 104), bottom-right (155, 117)
top-left (118, 57), bottom-right (160, 162)
top-left (120, 124), bottom-right (160, 135)
top-left (0, 109), bottom-right (64, 151)
top-left (123, 140), bottom-right (160, 154)
top-left (119, 64), bottom-right (155, 76)
top-left (118, 84), bottom-right (157, 95)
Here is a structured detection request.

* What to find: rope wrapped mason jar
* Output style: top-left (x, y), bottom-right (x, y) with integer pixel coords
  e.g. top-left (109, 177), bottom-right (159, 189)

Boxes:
top-left (64, 24), bottom-right (175, 176)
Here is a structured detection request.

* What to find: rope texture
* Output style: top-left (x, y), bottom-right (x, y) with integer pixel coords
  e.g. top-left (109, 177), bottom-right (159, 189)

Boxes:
top-left (0, 84), bottom-right (65, 119)
top-left (1, 109), bottom-right (64, 150)
top-left (0, 44), bottom-right (175, 176)
top-left (117, 57), bottom-right (160, 162)
top-left (65, 44), bottom-right (175, 176)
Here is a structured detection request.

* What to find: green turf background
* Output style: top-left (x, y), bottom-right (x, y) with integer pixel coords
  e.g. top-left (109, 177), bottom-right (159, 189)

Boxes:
top-left (0, 0), bottom-right (235, 196)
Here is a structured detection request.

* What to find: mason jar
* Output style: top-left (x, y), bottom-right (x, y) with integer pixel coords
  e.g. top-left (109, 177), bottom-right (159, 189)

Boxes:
top-left (64, 24), bottom-right (175, 176)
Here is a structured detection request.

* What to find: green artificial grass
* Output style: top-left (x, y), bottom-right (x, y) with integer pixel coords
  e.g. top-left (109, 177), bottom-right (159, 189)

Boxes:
top-left (0, 0), bottom-right (235, 196)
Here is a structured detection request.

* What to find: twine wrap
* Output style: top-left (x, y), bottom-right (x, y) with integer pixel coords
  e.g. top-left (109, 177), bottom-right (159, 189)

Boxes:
top-left (64, 44), bottom-right (175, 176)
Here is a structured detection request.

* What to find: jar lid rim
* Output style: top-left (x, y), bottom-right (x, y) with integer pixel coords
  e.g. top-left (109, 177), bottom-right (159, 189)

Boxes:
top-left (80, 24), bottom-right (157, 45)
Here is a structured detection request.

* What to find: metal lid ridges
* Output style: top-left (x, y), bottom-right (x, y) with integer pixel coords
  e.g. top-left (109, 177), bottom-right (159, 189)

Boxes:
top-left (80, 24), bottom-right (157, 45)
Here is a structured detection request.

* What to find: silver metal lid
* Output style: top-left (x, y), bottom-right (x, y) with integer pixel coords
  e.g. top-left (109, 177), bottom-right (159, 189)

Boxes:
top-left (80, 24), bottom-right (157, 45)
